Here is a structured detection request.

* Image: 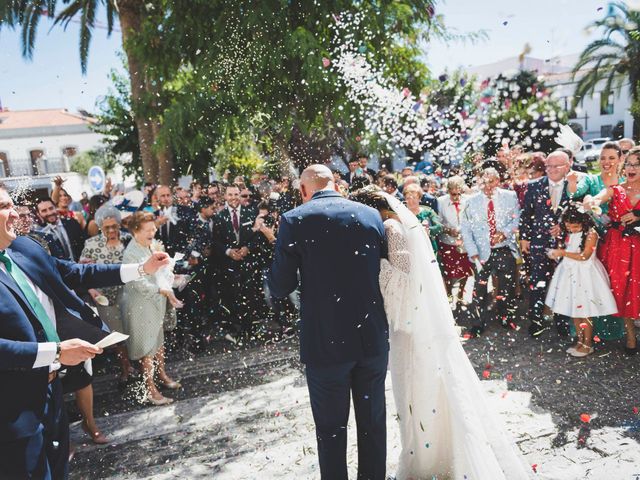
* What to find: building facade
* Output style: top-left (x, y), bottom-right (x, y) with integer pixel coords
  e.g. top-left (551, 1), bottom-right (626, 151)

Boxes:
top-left (0, 108), bottom-right (104, 197)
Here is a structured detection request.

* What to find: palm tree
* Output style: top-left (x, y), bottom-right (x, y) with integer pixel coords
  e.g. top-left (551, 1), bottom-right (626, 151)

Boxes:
top-left (573, 1), bottom-right (640, 138)
top-left (0, 0), bottom-right (174, 184)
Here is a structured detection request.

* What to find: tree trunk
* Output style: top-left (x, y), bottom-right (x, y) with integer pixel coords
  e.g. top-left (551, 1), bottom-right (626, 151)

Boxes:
top-left (151, 118), bottom-right (176, 185)
top-left (118, 2), bottom-right (158, 183)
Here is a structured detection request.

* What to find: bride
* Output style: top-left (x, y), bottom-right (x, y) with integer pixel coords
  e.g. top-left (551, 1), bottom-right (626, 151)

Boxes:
top-left (350, 186), bottom-right (529, 480)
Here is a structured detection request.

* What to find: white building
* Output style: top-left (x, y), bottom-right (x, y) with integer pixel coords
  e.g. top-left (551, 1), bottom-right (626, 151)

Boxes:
top-left (0, 108), bottom-right (105, 198)
top-left (468, 55), bottom-right (633, 141)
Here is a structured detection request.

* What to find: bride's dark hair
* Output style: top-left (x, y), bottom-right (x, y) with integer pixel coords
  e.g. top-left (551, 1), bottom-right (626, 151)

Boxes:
top-left (349, 185), bottom-right (392, 211)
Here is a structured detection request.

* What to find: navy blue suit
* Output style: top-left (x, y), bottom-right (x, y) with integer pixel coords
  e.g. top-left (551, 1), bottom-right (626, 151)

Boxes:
top-left (519, 177), bottom-right (570, 331)
top-left (268, 190), bottom-right (389, 480)
top-left (0, 236), bottom-right (122, 479)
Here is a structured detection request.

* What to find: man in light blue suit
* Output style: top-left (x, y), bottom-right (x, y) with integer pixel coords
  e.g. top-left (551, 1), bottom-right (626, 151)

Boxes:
top-left (461, 168), bottom-right (521, 335)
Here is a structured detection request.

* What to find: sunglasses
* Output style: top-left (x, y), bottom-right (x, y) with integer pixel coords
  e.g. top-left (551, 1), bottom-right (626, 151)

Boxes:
top-left (240, 194), bottom-right (251, 198)
top-left (622, 150), bottom-right (630, 155)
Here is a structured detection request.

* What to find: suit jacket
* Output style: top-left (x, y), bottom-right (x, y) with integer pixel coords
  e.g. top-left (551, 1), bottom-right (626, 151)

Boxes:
top-left (519, 177), bottom-right (570, 247)
top-left (267, 190), bottom-right (389, 366)
top-left (0, 236), bottom-right (122, 441)
top-left (420, 192), bottom-right (438, 213)
top-left (155, 205), bottom-right (193, 257)
top-left (460, 188), bottom-right (521, 263)
top-left (41, 218), bottom-right (86, 262)
top-left (211, 206), bottom-right (257, 265)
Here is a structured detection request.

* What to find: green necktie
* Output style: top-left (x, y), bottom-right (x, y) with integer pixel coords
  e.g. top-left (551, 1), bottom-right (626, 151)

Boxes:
top-left (0, 251), bottom-right (60, 343)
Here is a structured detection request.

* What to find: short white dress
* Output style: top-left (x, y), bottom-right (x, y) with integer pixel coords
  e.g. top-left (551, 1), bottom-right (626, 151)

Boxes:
top-left (545, 232), bottom-right (618, 318)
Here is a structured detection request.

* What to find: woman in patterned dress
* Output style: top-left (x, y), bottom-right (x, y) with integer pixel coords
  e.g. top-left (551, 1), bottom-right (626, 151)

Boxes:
top-left (80, 205), bottom-right (134, 383)
top-left (122, 212), bottom-right (183, 406)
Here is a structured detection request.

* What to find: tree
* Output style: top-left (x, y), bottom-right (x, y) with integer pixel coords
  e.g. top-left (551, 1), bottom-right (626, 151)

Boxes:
top-left (573, 1), bottom-right (640, 138)
top-left (129, 0), bottom-right (439, 173)
top-left (482, 71), bottom-right (567, 155)
top-left (0, 0), bottom-right (172, 183)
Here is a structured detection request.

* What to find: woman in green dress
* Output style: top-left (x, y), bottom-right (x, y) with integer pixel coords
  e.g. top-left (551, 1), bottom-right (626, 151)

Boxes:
top-left (403, 183), bottom-right (442, 254)
top-left (567, 141), bottom-right (624, 340)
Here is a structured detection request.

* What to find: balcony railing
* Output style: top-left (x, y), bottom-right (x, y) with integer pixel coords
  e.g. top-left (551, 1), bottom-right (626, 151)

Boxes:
top-left (1, 157), bottom-right (70, 178)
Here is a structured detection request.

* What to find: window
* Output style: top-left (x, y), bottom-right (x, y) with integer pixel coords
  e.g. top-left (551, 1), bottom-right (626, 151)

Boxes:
top-left (600, 91), bottom-right (614, 115)
top-left (62, 146), bottom-right (77, 157)
top-left (29, 149), bottom-right (44, 176)
top-left (0, 152), bottom-right (8, 177)
top-left (600, 125), bottom-right (613, 137)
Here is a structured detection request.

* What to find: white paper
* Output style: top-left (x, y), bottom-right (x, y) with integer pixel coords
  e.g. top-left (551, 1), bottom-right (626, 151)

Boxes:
top-left (95, 331), bottom-right (129, 349)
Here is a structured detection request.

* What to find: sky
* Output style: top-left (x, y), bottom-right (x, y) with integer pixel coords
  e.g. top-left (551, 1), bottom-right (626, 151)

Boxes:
top-left (0, 0), bottom-right (610, 113)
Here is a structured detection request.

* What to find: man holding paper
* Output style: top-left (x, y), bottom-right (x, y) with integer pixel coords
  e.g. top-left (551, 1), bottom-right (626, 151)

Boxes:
top-left (0, 186), bottom-right (170, 480)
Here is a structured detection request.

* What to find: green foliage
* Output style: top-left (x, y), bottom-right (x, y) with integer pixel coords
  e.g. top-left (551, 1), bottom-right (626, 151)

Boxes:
top-left (125, 0), bottom-right (440, 170)
top-left (214, 127), bottom-right (267, 179)
top-left (92, 67), bottom-right (142, 181)
top-left (69, 148), bottom-right (117, 176)
top-left (573, 1), bottom-right (640, 137)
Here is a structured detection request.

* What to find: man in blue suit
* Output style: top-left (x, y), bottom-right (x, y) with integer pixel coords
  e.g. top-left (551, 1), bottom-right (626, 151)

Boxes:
top-left (0, 187), bottom-right (170, 479)
top-left (460, 167), bottom-right (521, 335)
top-left (268, 165), bottom-right (389, 480)
top-left (519, 151), bottom-right (572, 336)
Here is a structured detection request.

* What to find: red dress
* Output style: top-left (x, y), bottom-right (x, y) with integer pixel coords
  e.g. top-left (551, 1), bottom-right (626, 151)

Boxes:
top-left (598, 185), bottom-right (640, 319)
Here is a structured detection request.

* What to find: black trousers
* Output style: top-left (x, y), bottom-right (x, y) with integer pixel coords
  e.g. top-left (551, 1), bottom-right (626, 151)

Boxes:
top-left (0, 378), bottom-right (69, 480)
top-left (472, 247), bottom-right (517, 330)
top-left (305, 351), bottom-right (388, 480)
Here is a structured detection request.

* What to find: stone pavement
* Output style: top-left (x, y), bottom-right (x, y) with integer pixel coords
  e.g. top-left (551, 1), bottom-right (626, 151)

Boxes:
top-left (67, 324), bottom-right (640, 479)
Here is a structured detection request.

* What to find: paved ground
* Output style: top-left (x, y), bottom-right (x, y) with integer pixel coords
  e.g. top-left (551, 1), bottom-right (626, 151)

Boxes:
top-left (65, 313), bottom-right (640, 479)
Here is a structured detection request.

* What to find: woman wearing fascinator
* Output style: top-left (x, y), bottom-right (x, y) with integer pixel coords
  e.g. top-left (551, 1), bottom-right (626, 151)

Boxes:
top-left (349, 185), bottom-right (529, 480)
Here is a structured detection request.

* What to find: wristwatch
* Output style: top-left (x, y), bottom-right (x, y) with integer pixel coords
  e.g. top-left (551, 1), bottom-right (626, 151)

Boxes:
top-left (137, 263), bottom-right (147, 277)
top-left (54, 342), bottom-right (61, 363)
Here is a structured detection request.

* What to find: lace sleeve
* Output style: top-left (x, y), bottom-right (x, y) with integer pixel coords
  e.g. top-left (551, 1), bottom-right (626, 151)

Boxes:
top-left (380, 220), bottom-right (411, 331)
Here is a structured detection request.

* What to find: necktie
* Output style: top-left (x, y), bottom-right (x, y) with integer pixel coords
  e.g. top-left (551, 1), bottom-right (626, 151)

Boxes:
top-left (453, 201), bottom-right (460, 220)
top-left (232, 208), bottom-right (239, 233)
top-left (550, 183), bottom-right (561, 211)
top-left (0, 251), bottom-right (60, 342)
top-left (488, 198), bottom-right (497, 246)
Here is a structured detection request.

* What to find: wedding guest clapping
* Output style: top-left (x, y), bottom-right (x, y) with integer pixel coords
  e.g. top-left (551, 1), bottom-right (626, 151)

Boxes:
top-left (122, 212), bottom-right (183, 405)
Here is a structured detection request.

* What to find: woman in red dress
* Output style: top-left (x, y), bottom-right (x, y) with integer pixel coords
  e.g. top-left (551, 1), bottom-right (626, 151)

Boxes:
top-left (589, 147), bottom-right (640, 354)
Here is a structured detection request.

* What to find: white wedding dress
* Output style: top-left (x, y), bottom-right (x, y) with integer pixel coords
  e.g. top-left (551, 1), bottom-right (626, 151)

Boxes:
top-left (378, 195), bottom-right (530, 480)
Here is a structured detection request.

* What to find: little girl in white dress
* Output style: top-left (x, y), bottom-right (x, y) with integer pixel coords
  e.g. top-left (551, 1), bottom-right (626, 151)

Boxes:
top-left (545, 204), bottom-right (618, 357)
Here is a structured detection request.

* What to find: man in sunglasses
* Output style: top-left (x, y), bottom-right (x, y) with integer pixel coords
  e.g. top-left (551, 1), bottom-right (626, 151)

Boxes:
top-left (619, 138), bottom-right (636, 161)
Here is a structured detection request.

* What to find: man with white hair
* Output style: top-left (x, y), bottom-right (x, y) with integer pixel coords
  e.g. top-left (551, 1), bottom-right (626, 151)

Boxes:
top-left (520, 150), bottom-right (572, 336)
top-left (460, 168), bottom-right (521, 336)
top-left (268, 164), bottom-right (389, 479)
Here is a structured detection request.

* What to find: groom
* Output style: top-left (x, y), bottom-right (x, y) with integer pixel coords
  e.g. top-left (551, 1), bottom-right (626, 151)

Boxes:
top-left (268, 164), bottom-right (389, 479)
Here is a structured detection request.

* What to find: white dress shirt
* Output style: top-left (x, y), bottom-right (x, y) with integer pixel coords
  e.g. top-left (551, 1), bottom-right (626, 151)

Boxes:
top-left (549, 179), bottom-right (565, 211)
top-left (0, 257), bottom-right (142, 370)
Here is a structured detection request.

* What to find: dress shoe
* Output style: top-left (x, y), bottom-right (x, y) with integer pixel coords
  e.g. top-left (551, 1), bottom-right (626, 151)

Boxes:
top-left (528, 322), bottom-right (545, 337)
top-left (81, 420), bottom-right (109, 445)
top-left (147, 394), bottom-right (174, 406)
top-left (159, 379), bottom-right (182, 390)
top-left (467, 326), bottom-right (484, 337)
top-left (569, 347), bottom-right (594, 358)
top-left (625, 346), bottom-right (638, 356)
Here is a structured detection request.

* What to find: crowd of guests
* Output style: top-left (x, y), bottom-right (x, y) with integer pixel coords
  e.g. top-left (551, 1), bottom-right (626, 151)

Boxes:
top-left (8, 142), bottom-right (640, 452)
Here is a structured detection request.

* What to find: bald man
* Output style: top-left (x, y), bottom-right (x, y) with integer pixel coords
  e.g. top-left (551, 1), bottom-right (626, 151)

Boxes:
top-left (268, 164), bottom-right (389, 480)
top-left (520, 151), bottom-right (572, 336)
